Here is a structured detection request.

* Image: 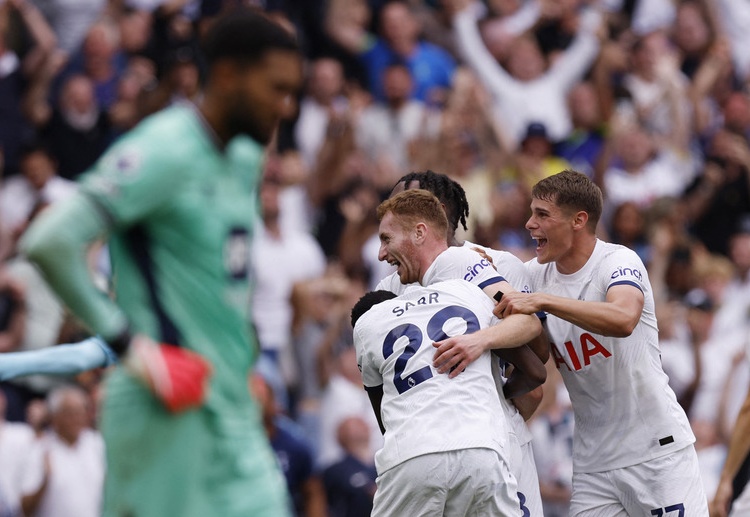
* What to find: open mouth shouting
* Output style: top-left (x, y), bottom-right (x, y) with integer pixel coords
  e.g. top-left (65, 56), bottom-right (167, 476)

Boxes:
top-left (533, 236), bottom-right (548, 253)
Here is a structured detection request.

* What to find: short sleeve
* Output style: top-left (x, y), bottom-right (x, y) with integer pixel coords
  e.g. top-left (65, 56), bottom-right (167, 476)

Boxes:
top-left (79, 138), bottom-right (185, 227)
top-left (599, 247), bottom-right (648, 294)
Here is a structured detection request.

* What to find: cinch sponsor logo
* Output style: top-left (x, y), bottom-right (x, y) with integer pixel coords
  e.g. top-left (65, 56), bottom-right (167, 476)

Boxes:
top-left (610, 266), bottom-right (642, 282)
top-left (463, 259), bottom-right (491, 282)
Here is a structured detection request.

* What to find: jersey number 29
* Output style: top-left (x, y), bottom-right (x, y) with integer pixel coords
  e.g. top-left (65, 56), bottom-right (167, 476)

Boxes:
top-left (382, 306), bottom-right (480, 394)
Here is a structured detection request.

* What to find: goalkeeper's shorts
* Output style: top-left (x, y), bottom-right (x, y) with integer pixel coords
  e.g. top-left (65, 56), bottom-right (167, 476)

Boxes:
top-left (100, 368), bottom-right (292, 517)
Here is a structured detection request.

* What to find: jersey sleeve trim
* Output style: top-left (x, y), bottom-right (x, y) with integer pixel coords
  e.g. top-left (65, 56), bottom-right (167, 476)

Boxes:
top-left (364, 384), bottom-right (384, 392)
top-left (607, 280), bottom-right (643, 293)
top-left (477, 276), bottom-right (505, 290)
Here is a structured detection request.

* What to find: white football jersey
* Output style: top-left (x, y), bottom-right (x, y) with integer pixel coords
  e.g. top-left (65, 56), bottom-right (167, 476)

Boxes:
top-left (375, 245), bottom-right (505, 295)
top-left (526, 240), bottom-right (694, 473)
top-left (463, 241), bottom-right (531, 295)
top-left (464, 241), bottom-right (535, 447)
top-left (353, 280), bottom-right (509, 474)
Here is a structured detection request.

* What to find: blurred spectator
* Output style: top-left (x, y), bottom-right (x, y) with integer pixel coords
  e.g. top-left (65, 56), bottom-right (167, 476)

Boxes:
top-left (323, 416), bottom-right (378, 517)
top-left (619, 30), bottom-right (693, 142)
top-left (24, 397), bottom-right (50, 437)
top-left (553, 80), bottom-right (606, 181)
top-left (21, 385), bottom-right (105, 517)
top-left (500, 121), bottom-right (572, 193)
top-left (672, 1), bottom-right (718, 80)
top-left (252, 374), bottom-right (328, 517)
top-left (682, 128), bottom-right (750, 256)
top-left (62, 19), bottom-right (126, 110)
top-left (712, 0), bottom-right (750, 81)
top-left (0, 0), bottom-right (57, 176)
top-left (608, 200), bottom-right (649, 265)
top-left (722, 91), bottom-right (750, 142)
top-left (289, 267), bottom-right (367, 454)
top-left (645, 196), bottom-right (698, 304)
top-left (34, 0), bottom-right (105, 54)
top-left (317, 345), bottom-right (382, 469)
top-left (294, 57), bottom-right (348, 170)
top-left (326, 0), bottom-right (456, 102)
top-left (307, 94), bottom-right (394, 258)
top-left (727, 214), bottom-right (750, 291)
top-left (335, 178), bottom-right (385, 283)
top-left (601, 114), bottom-right (694, 217)
top-left (450, 0), bottom-right (602, 148)
top-left (0, 390), bottom-right (36, 517)
top-left (0, 267), bottom-right (25, 354)
top-left (251, 158), bottom-right (327, 411)
top-left (356, 61), bottom-right (441, 173)
top-left (108, 57), bottom-right (157, 132)
top-left (0, 143), bottom-right (76, 239)
top-left (138, 45), bottom-right (200, 117)
top-left (117, 8), bottom-right (153, 58)
top-left (24, 71), bottom-right (114, 180)
top-left (423, 69), bottom-right (505, 241)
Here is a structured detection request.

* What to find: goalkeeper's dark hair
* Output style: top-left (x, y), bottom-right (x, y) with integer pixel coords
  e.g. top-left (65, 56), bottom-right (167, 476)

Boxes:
top-left (351, 290), bottom-right (398, 327)
top-left (393, 170), bottom-right (469, 233)
top-left (201, 9), bottom-right (299, 68)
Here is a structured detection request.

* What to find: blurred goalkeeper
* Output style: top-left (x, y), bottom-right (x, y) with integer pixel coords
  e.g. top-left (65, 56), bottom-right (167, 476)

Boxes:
top-left (20, 9), bottom-right (302, 517)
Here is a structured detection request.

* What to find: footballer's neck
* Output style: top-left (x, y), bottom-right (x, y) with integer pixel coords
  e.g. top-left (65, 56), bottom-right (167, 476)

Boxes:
top-left (418, 243), bottom-right (448, 284)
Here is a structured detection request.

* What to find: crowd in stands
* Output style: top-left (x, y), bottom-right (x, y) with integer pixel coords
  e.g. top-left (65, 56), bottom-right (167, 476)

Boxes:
top-left (1, 0), bottom-right (750, 515)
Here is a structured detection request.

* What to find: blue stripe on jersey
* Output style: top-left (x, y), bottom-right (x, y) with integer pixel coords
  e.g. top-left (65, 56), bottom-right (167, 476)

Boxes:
top-left (608, 280), bottom-right (643, 292)
top-left (125, 225), bottom-right (183, 346)
top-left (477, 276), bottom-right (505, 290)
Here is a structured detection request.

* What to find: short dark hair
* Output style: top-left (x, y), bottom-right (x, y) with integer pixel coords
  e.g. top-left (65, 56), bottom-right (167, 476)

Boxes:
top-left (531, 169), bottom-right (603, 229)
top-left (393, 170), bottom-right (470, 233)
top-left (351, 290), bottom-right (397, 327)
top-left (201, 9), bottom-right (299, 68)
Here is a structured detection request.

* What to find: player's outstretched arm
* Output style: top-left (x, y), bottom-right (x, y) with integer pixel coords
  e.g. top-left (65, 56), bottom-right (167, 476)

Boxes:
top-left (710, 388), bottom-right (750, 517)
top-left (0, 336), bottom-right (116, 380)
top-left (496, 285), bottom-right (643, 338)
top-left (21, 195), bottom-right (212, 413)
top-left (432, 312), bottom-right (542, 378)
top-left (20, 194), bottom-right (129, 342)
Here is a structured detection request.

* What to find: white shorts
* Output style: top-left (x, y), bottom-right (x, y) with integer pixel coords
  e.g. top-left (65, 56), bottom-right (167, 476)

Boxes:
top-left (372, 448), bottom-right (521, 517)
top-left (570, 445), bottom-right (708, 516)
top-left (507, 430), bottom-right (544, 517)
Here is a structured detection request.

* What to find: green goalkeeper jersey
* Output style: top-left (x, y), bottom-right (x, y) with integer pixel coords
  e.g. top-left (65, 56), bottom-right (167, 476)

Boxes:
top-left (81, 103), bottom-right (262, 407)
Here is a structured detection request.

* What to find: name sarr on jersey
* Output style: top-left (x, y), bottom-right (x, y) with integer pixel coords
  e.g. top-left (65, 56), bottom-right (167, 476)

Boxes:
top-left (392, 291), bottom-right (440, 317)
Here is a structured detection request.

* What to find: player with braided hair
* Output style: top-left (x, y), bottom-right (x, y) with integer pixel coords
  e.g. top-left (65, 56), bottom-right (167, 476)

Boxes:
top-left (374, 169), bottom-right (549, 516)
top-left (393, 169), bottom-right (470, 245)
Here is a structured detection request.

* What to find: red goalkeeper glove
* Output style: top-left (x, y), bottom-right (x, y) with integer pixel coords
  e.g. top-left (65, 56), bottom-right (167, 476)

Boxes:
top-left (125, 335), bottom-right (212, 413)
